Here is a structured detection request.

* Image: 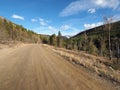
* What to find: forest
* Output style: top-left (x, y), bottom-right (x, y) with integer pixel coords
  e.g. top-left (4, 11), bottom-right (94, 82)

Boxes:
top-left (42, 20), bottom-right (120, 61)
top-left (0, 17), bottom-right (40, 43)
top-left (0, 16), bottom-right (120, 61)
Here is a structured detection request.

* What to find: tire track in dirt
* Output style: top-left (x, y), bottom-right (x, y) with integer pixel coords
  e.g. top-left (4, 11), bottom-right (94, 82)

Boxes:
top-left (0, 44), bottom-right (116, 90)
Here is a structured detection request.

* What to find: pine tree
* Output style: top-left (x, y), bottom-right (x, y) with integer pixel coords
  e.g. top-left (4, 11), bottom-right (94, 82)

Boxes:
top-left (86, 37), bottom-right (98, 55)
top-left (57, 31), bottom-right (62, 47)
top-left (83, 32), bottom-right (88, 51)
top-left (49, 34), bottom-right (57, 46)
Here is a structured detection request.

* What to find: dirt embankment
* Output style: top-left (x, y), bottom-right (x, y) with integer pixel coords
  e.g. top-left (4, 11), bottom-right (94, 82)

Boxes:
top-left (0, 41), bottom-right (24, 50)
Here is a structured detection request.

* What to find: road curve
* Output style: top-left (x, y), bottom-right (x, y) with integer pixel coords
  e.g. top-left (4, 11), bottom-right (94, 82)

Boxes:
top-left (0, 44), bottom-right (115, 90)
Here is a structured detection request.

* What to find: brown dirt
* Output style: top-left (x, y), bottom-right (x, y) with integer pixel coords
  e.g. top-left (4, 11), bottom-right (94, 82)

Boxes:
top-left (0, 44), bottom-right (117, 90)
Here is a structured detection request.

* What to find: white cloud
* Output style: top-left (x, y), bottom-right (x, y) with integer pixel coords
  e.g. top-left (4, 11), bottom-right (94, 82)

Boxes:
top-left (59, 24), bottom-right (82, 36)
top-left (92, 0), bottom-right (120, 9)
top-left (60, 0), bottom-right (91, 16)
top-left (40, 21), bottom-right (47, 26)
top-left (39, 18), bottom-right (44, 22)
top-left (32, 26), bottom-right (55, 35)
top-left (48, 26), bottom-right (57, 32)
top-left (62, 27), bottom-right (82, 36)
top-left (32, 23), bottom-right (82, 36)
top-left (88, 8), bottom-right (96, 14)
top-left (39, 18), bottom-right (48, 26)
top-left (60, 0), bottom-right (120, 16)
top-left (47, 25), bottom-right (81, 36)
top-left (113, 14), bottom-right (120, 22)
top-left (60, 25), bottom-right (71, 30)
top-left (31, 17), bottom-right (50, 25)
top-left (84, 22), bottom-right (103, 29)
top-left (31, 19), bottom-right (37, 22)
top-left (12, 14), bottom-right (24, 20)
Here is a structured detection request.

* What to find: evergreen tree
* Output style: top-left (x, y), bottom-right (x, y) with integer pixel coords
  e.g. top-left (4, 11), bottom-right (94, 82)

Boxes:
top-left (49, 34), bottom-right (57, 46)
top-left (83, 32), bottom-right (88, 51)
top-left (86, 37), bottom-right (98, 55)
top-left (57, 31), bottom-right (62, 47)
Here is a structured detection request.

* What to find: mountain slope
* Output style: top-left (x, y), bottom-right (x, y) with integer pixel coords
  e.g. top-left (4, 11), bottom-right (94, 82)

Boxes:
top-left (74, 21), bottom-right (120, 38)
top-left (0, 16), bottom-right (40, 43)
top-left (66, 21), bottom-right (120, 59)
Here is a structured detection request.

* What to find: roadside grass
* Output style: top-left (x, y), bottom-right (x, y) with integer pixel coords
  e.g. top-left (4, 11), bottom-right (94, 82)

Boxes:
top-left (0, 41), bottom-right (23, 49)
top-left (43, 44), bottom-right (120, 86)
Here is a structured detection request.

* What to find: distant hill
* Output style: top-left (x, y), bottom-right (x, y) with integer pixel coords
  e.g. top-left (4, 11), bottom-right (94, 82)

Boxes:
top-left (0, 16), bottom-right (40, 43)
top-left (66, 21), bottom-right (120, 59)
top-left (73, 21), bottom-right (120, 38)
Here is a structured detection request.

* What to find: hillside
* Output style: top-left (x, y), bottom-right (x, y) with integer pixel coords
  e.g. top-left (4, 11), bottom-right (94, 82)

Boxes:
top-left (74, 21), bottom-right (120, 38)
top-left (0, 16), bottom-right (120, 60)
top-left (66, 21), bottom-right (120, 60)
top-left (0, 16), bottom-right (40, 44)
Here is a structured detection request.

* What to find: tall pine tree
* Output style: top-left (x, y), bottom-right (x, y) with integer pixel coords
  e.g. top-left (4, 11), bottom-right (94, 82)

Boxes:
top-left (57, 31), bottom-right (62, 47)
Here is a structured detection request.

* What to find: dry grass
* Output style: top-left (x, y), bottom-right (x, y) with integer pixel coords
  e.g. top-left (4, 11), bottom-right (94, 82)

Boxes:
top-left (43, 44), bottom-right (120, 86)
top-left (0, 41), bottom-right (23, 50)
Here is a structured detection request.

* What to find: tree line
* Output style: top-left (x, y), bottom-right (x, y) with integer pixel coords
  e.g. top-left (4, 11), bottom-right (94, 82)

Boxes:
top-left (0, 17), bottom-right (40, 43)
top-left (40, 20), bottom-right (120, 61)
top-left (40, 31), bottom-right (64, 48)
top-left (0, 17), bottom-right (119, 61)
top-left (65, 21), bottom-right (120, 61)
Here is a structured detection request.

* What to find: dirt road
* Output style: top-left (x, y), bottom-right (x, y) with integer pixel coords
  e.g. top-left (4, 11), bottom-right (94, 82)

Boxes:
top-left (0, 44), bottom-right (115, 90)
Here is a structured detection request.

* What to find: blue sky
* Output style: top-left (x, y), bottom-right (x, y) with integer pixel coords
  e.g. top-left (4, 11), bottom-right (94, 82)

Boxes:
top-left (0, 0), bottom-right (120, 36)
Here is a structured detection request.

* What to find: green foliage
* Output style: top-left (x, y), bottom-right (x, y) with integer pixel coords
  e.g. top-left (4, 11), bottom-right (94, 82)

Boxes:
top-left (57, 31), bottom-right (63, 47)
top-left (0, 17), bottom-right (39, 43)
top-left (67, 21), bottom-right (120, 59)
top-left (49, 34), bottom-right (57, 46)
top-left (40, 35), bottom-right (49, 44)
top-left (0, 17), bottom-right (119, 60)
top-left (86, 38), bottom-right (98, 55)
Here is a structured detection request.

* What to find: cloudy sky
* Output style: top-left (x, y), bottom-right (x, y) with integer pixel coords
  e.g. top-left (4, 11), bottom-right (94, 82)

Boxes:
top-left (0, 0), bottom-right (120, 36)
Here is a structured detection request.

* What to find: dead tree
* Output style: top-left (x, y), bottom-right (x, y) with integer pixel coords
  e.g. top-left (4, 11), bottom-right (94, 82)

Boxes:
top-left (104, 17), bottom-right (112, 60)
